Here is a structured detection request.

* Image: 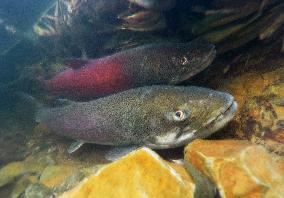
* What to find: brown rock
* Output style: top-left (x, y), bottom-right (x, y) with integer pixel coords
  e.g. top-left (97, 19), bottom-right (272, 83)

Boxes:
top-left (184, 139), bottom-right (284, 198)
top-left (216, 58), bottom-right (284, 154)
top-left (10, 175), bottom-right (38, 198)
top-left (0, 162), bottom-right (26, 187)
top-left (59, 148), bottom-right (202, 198)
top-left (39, 165), bottom-right (77, 188)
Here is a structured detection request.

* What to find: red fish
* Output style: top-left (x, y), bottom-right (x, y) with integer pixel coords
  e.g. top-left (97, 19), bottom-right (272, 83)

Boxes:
top-left (44, 41), bottom-right (216, 100)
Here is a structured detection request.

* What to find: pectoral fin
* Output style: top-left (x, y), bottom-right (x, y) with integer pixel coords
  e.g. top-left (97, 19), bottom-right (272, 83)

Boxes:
top-left (105, 146), bottom-right (139, 161)
top-left (67, 140), bottom-right (85, 154)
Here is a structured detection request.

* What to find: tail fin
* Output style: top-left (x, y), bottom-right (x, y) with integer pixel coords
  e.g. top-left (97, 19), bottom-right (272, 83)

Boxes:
top-left (12, 92), bottom-right (43, 123)
top-left (0, 76), bottom-right (45, 95)
top-left (13, 92), bottom-right (42, 108)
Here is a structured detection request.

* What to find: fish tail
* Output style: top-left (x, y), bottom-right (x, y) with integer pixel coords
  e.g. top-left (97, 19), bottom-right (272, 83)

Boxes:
top-left (12, 92), bottom-right (44, 123)
top-left (0, 76), bottom-right (46, 95)
top-left (14, 92), bottom-right (42, 107)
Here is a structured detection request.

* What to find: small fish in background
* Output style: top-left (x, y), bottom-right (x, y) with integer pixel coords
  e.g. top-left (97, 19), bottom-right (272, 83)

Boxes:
top-left (127, 0), bottom-right (176, 11)
top-left (43, 41), bottom-right (216, 100)
top-left (36, 85), bottom-right (237, 158)
top-left (0, 17), bottom-right (21, 56)
top-left (118, 10), bottom-right (167, 32)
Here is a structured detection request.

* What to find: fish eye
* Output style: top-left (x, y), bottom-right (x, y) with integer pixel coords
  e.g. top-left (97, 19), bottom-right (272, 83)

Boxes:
top-left (180, 56), bottom-right (189, 65)
top-left (165, 108), bottom-right (190, 122)
top-left (173, 110), bottom-right (185, 121)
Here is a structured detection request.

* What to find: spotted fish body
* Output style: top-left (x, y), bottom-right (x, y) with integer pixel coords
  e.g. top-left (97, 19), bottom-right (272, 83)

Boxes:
top-left (44, 41), bottom-right (216, 100)
top-left (37, 85), bottom-right (237, 149)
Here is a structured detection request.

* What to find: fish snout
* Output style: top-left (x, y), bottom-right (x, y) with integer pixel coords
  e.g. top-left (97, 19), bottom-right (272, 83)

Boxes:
top-left (183, 88), bottom-right (237, 142)
top-left (190, 41), bottom-right (216, 68)
top-left (203, 91), bottom-right (238, 133)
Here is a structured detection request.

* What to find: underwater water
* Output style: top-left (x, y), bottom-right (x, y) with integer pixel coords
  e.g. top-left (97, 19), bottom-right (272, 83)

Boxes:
top-left (0, 0), bottom-right (284, 197)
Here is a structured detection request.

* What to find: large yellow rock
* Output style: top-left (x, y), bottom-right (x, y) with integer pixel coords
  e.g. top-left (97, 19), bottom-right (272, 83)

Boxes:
top-left (184, 139), bottom-right (284, 198)
top-left (59, 148), bottom-right (195, 198)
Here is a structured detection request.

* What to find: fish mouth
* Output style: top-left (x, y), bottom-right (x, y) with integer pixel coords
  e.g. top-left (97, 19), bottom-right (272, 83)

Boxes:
top-left (209, 100), bottom-right (237, 127)
top-left (197, 99), bottom-right (238, 138)
top-left (176, 98), bottom-right (237, 146)
top-left (200, 44), bottom-right (216, 69)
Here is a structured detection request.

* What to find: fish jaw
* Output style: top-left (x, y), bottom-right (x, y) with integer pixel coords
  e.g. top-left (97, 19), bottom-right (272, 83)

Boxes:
top-left (176, 100), bottom-right (238, 146)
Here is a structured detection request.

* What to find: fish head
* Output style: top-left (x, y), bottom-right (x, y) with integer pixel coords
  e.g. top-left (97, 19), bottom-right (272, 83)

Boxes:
top-left (169, 41), bottom-right (216, 84)
top-left (145, 86), bottom-right (237, 148)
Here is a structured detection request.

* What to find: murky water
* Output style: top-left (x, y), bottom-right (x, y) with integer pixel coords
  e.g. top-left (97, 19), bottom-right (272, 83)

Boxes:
top-left (0, 0), bottom-right (284, 197)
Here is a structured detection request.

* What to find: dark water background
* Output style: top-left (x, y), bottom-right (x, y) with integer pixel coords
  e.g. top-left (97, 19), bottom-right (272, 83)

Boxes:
top-left (0, 0), bottom-right (52, 74)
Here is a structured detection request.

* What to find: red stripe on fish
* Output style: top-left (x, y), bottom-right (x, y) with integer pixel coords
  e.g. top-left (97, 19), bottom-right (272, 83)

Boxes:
top-left (44, 56), bottom-right (133, 99)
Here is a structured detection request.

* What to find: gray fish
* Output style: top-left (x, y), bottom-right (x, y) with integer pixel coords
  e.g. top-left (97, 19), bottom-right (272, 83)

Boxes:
top-left (37, 85), bottom-right (237, 154)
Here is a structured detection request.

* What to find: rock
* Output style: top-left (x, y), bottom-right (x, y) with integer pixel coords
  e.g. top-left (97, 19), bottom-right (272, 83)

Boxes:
top-left (184, 139), bottom-right (284, 198)
top-left (54, 166), bottom-right (103, 195)
top-left (24, 183), bottom-right (53, 198)
top-left (39, 165), bottom-right (77, 188)
top-left (216, 57), bottom-right (284, 154)
top-left (181, 161), bottom-right (216, 198)
top-left (0, 161), bottom-right (44, 188)
top-left (53, 171), bottom-right (86, 195)
top-left (240, 80), bottom-right (284, 154)
top-left (58, 148), bottom-right (215, 198)
top-left (10, 175), bottom-right (38, 198)
top-left (0, 162), bottom-right (25, 187)
top-left (80, 165), bottom-right (105, 176)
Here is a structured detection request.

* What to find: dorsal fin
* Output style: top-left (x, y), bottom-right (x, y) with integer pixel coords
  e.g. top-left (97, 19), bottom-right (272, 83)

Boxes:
top-left (64, 59), bottom-right (89, 69)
